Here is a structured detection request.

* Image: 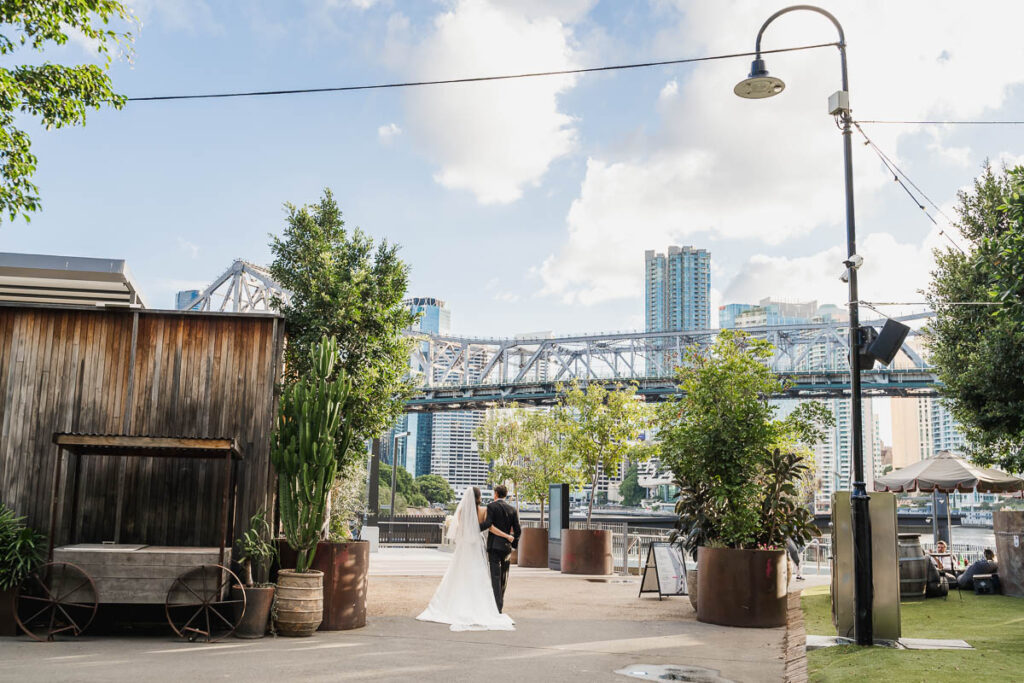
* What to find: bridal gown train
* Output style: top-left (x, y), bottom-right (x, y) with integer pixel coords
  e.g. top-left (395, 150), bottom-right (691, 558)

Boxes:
top-left (416, 488), bottom-right (515, 631)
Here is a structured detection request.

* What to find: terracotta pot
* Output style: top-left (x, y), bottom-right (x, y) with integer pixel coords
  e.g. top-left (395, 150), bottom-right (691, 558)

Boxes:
top-left (279, 540), bottom-right (369, 631)
top-left (275, 569), bottom-right (323, 637)
top-left (696, 546), bottom-right (787, 628)
top-left (0, 588), bottom-right (16, 637)
top-left (561, 529), bottom-right (613, 575)
top-left (686, 570), bottom-right (699, 611)
top-left (517, 528), bottom-right (549, 568)
top-left (232, 585), bottom-right (274, 639)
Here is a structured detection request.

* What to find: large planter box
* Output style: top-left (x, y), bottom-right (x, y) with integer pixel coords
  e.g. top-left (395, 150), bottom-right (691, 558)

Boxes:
top-left (561, 529), bottom-right (613, 575)
top-left (994, 510), bottom-right (1024, 598)
top-left (517, 528), bottom-right (549, 568)
top-left (697, 546), bottom-right (787, 628)
top-left (0, 588), bottom-right (15, 637)
top-left (279, 540), bottom-right (369, 631)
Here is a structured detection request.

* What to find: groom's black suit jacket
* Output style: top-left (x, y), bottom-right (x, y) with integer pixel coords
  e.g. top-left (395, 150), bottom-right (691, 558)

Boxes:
top-left (480, 498), bottom-right (521, 554)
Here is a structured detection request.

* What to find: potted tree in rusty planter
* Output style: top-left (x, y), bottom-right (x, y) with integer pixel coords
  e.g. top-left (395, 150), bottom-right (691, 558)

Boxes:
top-left (232, 510), bottom-right (277, 638)
top-left (271, 336), bottom-right (353, 637)
top-left (658, 331), bottom-right (829, 628)
top-left (558, 381), bottom-right (653, 575)
top-left (0, 504), bottom-right (45, 637)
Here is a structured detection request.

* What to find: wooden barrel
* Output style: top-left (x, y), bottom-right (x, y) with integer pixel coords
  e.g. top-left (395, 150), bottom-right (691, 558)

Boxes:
top-left (897, 533), bottom-right (927, 599)
top-left (275, 569), bottom-right (323, 637)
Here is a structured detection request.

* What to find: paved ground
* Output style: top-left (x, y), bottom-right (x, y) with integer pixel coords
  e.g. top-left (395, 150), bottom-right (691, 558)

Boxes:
top-left (0, 549), bottom-right (792, 682)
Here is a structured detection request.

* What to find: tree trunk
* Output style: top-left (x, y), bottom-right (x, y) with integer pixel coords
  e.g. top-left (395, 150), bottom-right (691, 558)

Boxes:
top-left (587, 469), bottom-right (599, 524)
top-left (540, 495), bottom-right (546, 526)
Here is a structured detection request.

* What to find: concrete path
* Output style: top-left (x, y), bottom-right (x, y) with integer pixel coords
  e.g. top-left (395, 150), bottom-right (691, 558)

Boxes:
top-left (0, 549), bottom-right (790, 682)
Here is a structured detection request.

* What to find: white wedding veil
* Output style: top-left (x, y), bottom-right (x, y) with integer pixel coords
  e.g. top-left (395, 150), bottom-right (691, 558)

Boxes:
top-left (447, 486), bottom-right (478, 543)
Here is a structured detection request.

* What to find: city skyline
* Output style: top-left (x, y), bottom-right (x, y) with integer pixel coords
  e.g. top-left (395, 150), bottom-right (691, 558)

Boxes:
top-left (2, 2), bottom-right (1022, 340)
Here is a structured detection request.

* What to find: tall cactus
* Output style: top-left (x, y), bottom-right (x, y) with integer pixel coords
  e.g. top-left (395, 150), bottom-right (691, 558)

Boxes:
top-left (271, 336), bottom-right (353, 573)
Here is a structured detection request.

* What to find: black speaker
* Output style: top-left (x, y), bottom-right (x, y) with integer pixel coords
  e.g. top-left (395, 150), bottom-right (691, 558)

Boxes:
top-left (857, 325), bottom-right (879, 370)
top-left (866, 318), bottom-right (911, 366)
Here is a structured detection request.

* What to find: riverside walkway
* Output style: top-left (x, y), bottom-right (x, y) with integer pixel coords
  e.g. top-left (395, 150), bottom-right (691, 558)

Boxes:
top-left (0, 548), bottom-right (793, 682)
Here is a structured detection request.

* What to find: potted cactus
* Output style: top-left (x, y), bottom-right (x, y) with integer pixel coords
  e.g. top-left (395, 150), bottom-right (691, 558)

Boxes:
top-left (232, 510), bottom-right (277, 638)
top-left (271, 336), bottom-right (353, 637)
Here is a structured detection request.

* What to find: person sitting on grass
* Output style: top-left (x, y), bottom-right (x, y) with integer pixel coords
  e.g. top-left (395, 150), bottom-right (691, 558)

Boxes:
top-left (957, 549), bottom-right (997, 589)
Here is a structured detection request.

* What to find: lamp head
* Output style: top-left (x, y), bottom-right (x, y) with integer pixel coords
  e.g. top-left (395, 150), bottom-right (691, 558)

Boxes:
top-left (734, 58), bottom-right (785, 99)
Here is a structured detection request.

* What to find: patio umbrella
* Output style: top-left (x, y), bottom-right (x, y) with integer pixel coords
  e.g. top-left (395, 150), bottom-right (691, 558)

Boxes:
top-left (874, 450), bottom-right (1024, 546)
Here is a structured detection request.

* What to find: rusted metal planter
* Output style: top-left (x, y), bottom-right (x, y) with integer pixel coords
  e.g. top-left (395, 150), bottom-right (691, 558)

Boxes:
top-left (696, 546), bottom-right (787, 628)
top-left (0, 588), bottom-right (15, 637)
top-left (232, 585), bottom-right (275, 638)
top-left (561, 529), bottom-right (613, 575)
top-left (686, 570), bottom-right (699, 611)
top-left (279, 541), bottom-right (369, 630)
top-left (517, 528), bottom-right (549, 568)
top-left (275, 569), bottom-right (323, 637)
top-left (994, 511), bottom-right (1024, 598)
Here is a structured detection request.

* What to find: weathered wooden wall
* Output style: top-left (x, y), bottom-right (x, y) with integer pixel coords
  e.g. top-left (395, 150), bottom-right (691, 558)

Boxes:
top-left (0, 304), bottom-right (284, 548)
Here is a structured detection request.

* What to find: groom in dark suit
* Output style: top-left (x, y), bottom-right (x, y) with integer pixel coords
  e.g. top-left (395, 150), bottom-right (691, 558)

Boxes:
top-left (480, 484), bottom-right (521, 613)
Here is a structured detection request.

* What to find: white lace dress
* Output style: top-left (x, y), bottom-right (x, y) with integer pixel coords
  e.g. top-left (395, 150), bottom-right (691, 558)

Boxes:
top-left (416, 488), bottom-right (515, 631)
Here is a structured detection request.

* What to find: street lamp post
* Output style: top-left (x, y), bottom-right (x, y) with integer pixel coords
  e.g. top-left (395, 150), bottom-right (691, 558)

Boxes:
top-left (390, 431), bottom-right (411, 520)
top-left (734, 5), bottom-right (873, 646)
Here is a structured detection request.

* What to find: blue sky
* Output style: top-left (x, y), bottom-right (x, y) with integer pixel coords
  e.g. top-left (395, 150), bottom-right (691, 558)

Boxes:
top-left (3, 0), bottom-right (1024, 340)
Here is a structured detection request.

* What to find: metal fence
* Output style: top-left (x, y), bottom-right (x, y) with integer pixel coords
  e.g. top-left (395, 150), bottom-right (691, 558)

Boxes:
top-left (797, 538), bottom-right (990, 576)
top-left (378, 518), bottom-right (446, 545)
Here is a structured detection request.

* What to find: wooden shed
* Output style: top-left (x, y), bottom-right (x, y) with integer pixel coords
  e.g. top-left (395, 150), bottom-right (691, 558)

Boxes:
top-left (0, 303), bottom-right (285, 548)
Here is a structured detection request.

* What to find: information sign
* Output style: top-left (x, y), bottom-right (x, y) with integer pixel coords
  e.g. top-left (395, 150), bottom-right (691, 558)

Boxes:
top-left (638, 542), bottom-right (688, 599)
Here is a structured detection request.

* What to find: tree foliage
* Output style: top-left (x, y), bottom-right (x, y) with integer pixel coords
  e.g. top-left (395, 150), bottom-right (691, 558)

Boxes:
top-left (269, 189), bottom-right (417, 467)
top-left (557, 381), bottom-right (654, 523)
top-left (657, 331), bottom-right (831, 550)
top-left (0, 1), bottom-right (134, 222)
top-left (415, 474), bottom-right (454, 506)
top-left (925, 164), bottom-right (1024, 473)
top-left (378, 463), bottom-right (427, 507)
top-left (618, 462), bottom-right (645, 507)
top-left (476, 406), bottom-right (579, 525)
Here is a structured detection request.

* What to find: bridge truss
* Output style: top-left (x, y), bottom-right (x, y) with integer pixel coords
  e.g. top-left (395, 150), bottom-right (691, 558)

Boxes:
top-left (181, 260), bottom-right (290, 313)
top-left (406, 313), bottom-right (938, 411)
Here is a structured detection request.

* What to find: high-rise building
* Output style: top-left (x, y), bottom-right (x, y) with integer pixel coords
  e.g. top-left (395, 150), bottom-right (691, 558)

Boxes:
top-left (732, 298), bottom-right (819, 328)
top-left (402, 297), bottom-right (451, 478)
top-left (644, 246), bottom-right (710, 375)
top-left (644, 246), bottom-right (711, 332)
top-left (175, 289), bottom-right (199, 310)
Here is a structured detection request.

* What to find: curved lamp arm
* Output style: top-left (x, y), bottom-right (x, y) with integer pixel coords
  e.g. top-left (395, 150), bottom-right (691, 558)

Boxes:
top-left (754, 4), bottom-right (848, 90)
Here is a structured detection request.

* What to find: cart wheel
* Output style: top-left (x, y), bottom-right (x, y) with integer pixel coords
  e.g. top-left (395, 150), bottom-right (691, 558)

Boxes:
top-left (165, 565), bottom-right (245, 643)
top-left (15, 562), bottom-right (98, 642)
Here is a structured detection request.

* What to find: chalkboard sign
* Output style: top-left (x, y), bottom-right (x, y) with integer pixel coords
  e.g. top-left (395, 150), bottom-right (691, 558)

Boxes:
top-left (639, 542), bottom-right (688, 599)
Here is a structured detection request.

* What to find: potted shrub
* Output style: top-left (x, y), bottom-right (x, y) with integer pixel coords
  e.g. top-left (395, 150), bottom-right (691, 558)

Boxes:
top-left (658, 331), bottom-right (829, 627)
top-left (232, 510), bottom-right (277, 638)
top-left (0, 504), bottom-right (46, 637)
top-left (557, 381), bottom-right (653, 575)
top-left (271, 336), bottom-right (354, 637)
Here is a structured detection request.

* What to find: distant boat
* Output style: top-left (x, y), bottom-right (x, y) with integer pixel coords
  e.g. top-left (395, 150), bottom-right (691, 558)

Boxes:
top-left (961, 510), bottom-right (994, 528)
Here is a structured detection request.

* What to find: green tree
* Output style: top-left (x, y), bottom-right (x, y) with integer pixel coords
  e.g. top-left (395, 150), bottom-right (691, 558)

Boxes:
top-left (415, 474), bottom-right (454, 505)
top-left (557, 381), bottom-right (653, 523)
top-left (657, 331), bottom-right (831, 549)
top-left (618, 463), bottom-right (645, 507)
top-left (378, 463), bottom-right (421, 504)
top-left (925, 164), bottom-right (1024, 473)
top-left (269, 189), bottom-right (417, 463)
top-left (0, 1), bottom-right (134, 222)
top-left (476, 404), bottom-right (531, 505)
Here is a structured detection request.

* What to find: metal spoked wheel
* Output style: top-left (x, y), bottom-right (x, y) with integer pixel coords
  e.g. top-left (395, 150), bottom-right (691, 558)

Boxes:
top-left (165, 564), bottom-right (245, 643)
top-left (15, 562), bottom-right (98, 642)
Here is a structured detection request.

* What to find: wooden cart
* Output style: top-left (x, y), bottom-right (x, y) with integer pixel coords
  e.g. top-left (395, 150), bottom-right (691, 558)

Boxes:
top-left (14, 434), bottom-right (247, 642)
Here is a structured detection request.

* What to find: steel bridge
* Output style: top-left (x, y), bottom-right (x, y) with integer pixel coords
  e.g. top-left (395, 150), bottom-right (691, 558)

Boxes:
top-left (406, 313), bottom-right (938, 411)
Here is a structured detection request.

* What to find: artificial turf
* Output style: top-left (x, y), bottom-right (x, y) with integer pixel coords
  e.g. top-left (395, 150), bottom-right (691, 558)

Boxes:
top-left (802, 584), bottom-right (1024, 682)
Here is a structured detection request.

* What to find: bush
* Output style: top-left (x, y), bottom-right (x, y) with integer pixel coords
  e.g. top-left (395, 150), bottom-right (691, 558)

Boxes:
top-left (0, 503), bottom-right (46, 590)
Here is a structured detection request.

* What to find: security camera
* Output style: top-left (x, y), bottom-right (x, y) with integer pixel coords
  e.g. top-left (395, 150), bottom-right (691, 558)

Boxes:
top-left (839, 268), bottom-right (850, 283)
top-left (845, 254), bottom-right (864, 270)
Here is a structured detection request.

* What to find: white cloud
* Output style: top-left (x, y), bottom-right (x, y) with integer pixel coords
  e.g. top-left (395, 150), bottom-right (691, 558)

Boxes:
top-left (378, 122), bottom-right (402, 143)
top-left (177, 238), bottom-right (199, 259)
top-left (659, 79), bottom-right (678, 101)
top-left (126, 0), bottom-right (220, 34)
top-left (538, 0), bottom-right (1024, 304)
top-left (395, 0), bottom-right (581, 204)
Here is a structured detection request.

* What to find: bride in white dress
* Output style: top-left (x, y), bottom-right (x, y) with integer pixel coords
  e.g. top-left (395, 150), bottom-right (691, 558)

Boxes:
top-left (416, 486), bottom-right (516, 631)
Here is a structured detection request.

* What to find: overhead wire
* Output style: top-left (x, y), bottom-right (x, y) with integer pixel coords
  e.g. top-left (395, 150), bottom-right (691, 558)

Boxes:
top-left (852, 121), bottom-right (966, 254)
top-left (857, 120), bottom-right (1024, 125)
top-left (125, 42), bottom-right (838, 102)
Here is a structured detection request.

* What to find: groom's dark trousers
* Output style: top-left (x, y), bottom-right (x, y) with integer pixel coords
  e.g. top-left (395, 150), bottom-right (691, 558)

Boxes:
top-left (480, 498), bottom-right (521, 613)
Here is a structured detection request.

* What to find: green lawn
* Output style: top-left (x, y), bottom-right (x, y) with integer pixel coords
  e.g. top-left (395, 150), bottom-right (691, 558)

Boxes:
top-left (802, 584), bottom-right (1024, 682)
